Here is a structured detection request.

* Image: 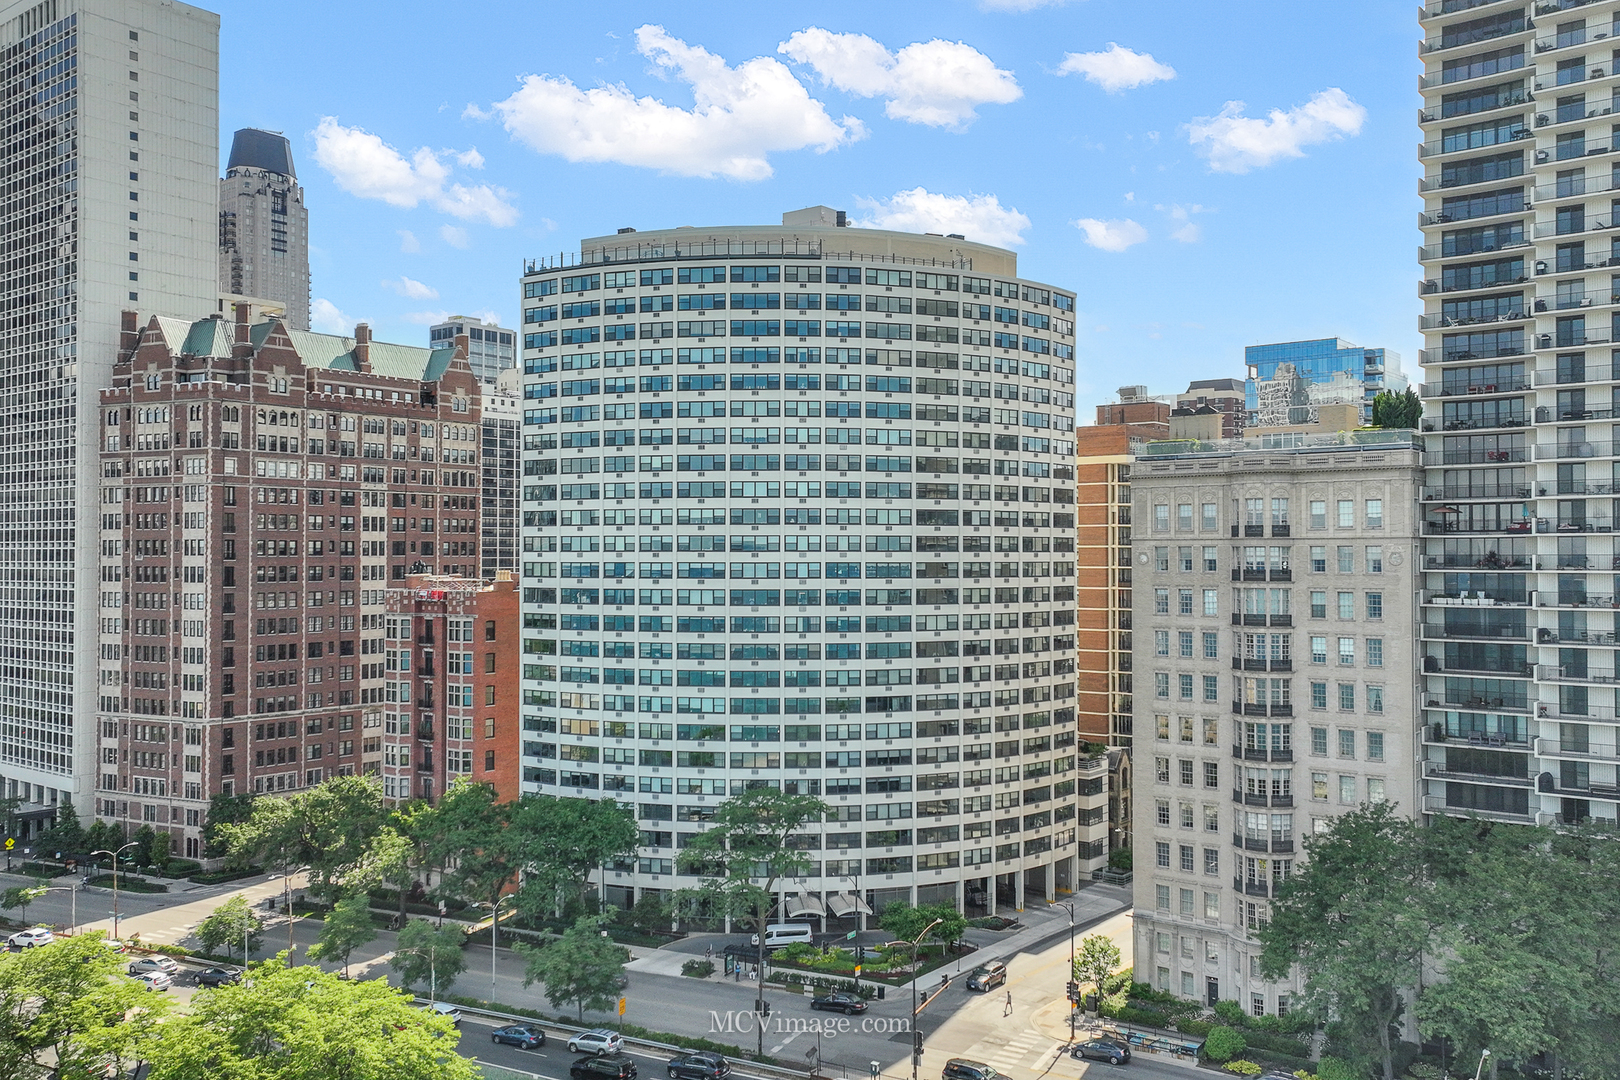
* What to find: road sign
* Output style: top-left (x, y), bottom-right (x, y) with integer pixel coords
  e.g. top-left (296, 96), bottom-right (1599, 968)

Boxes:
top-left (3, 838), bottom-right (13, 850)
top-left (618, 997), bottom-right (626, 1016)
top-left (845, 929), bottom-right (857, 940)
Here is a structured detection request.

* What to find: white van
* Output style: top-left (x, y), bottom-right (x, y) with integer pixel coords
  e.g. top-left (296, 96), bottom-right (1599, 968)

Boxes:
top-left (750, 923), bottom-right (815, 949)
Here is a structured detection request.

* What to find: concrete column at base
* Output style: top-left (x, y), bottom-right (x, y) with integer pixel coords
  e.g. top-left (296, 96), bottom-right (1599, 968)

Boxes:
top-left (1014, 868), bottom-right (1025, 911)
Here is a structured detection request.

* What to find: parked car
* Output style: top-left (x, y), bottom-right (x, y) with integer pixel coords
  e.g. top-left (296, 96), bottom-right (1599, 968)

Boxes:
top-left (571, 1054), bottom-right (637, 1080)
top-left (810, 991), bottom-right (868, 1015)
top-left (101, 938), bottom-right (126, 953)
top-left (1071, 1038), bottom-right (1131, 1066)
top-left (942, 1059), bottom-right (999, 1080)
top-left (7, 927), bottom-right (54, 949)
top-left (195, 966), bottom-right (242, 988)
top-left (422, 1001), bottom-right (461, 1026)
top-left (129, 971), bottom-right (172, 992)
top-left (667, 1052), bottom-right (731, 1080)
top-left (492, 1024), bottom-right (546, 1049)
top-left (128, 955), bottom-right (180, 977)
top-left (568, 1029), bottom-right (624, 1056)
top-left (965, 962), bottom-right (1006, 991)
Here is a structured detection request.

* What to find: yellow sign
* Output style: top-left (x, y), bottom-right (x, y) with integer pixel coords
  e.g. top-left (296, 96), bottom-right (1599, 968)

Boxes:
top-left (3, 838), bottom-right (12, 850)
top-left (618, 997), bottom-right (627, 1016)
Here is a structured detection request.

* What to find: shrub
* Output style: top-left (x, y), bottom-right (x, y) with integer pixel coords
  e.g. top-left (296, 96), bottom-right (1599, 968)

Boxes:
top-left (15, 862), bottom-right (70, 878)
top-left (1223, 1064), bottom-right (1262, 1077)
top-left (87, 874), bottom-right (166, 894)
top-left (1176, 1019), bottom-right (1213, 1038)
top-left (1203, 1026), bottom-right (1247, 1064)
top-left (189, 867), bottom-right (262, 886)
top-left (1112, 1005), bottom-right (1171, 1028)
top-left (1317, 1058), bottom-right (1360, 1080)
top-left (1101, 967), bottom-right (1133, 995)
top-left (1213, 1000), bottom-right (1248, 1026)
top-left (681, 959), bottom-right (715, 978)
top-left (158, 859), bottom-right (203, 878)
top-left (1405, 1064), bottom-right (1442, 1080)
top-left (1107, 847), bottom-right (1133, 872)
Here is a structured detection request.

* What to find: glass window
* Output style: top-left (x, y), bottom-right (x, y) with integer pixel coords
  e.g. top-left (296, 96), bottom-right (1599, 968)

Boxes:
top-left (1338, 729), bottom-right (1356, 758)
top-left (1205, 806), bottom-right (1220, 832)
top-left (1156, 756), bottom-right (1170, 782)
top-left (1179, 589), bottom-right (1194, 615)
top-left (1337, 546), bottom-right (1354, 573)
top-left (1366, 592), bottom-right (1383, 619)
top-left (1366, 546), bottom-right (1383, 573)
top-left (1154, 504), bottom-right (1169, 531)
top-left (1311, 772), bottom-right (1328, 800)
top-left (1309, 501), bottom-right (1326, 528)
top-left (1272, 498), bottom-right (1289, 526)
top-left (1367, 732), bottom-right (1385, 761)
top-left (1204, 848), bottom-right (1220, 876)
top-left (1367, 638), bottom-right (1383, 667)
top-left (1310, 546), bottom-right (1326, 572)
top-left (1338, 775), bottom-right (1357, 804)
top-left (1338, 638), bottom-right (1355, 666)
top-left (1337, 592), bottom-right (1355, 619)
top-left (1203, 589), bottom-right (1219, 616)
top-left (1338, 684), bottom-right (1355, 710)
top-left (1310, 727), bottom-right (1328, 755)
top-left (1180, 716), bottom-right (1195, 743)
top-left (1336, 500), bottom-right (1354, 528)
top-left (1180, 802), bottom-right (1195, 829)
top-left (1155, 885), bottom-right (1170, 910)
top-left (1156, 799), bottom-right (1171, 825)
top-left (1156, 672), bottom-right (1170, 699)
top-left (1205, 891), bottom-right (1221, 918)
top-left (1179, 888), bottom-right (1195, 915)
top-left (1366, 499), bottom-right (1383, 528)
top-left (1180, 845), bottom-right (1194, 872)
top-left (1179, 631), bottom-right (1194, 657)
top-left (1310, 636), bottom-right (1328, 664)
top-left (1310, 591), bottom-right (1327, 618)
top-left (1156, 841), bottom-right (1170, 868)
top-left (1179, 546), bottom-right (1194, 572)
top-left (1157, 715), bottom-right (1171, 740)
top-left (1204, 718), bottom-right (1219, 745)
top-left (1180, 759), bottom-right (1195, 786)
top-left (1178, 503), bottom-right (1194, 531)
top-left (1179, 674), bottom-right (1194, 700)
top-left (1204, 675), bottom-right (1220, 701)
top-left (1155, 588), bottom-right (1169, 614)
top-left (1367, 777), bottom-right (1386, 802)
top-left (1204, 761), bottom-right (1220, 789)
top-left (1203, 632), bottom-right (1220, 659)
top-left (1202, 503), bottom-right (1218, 531)
top-left (1311, 681), bottom-right (1328, 709)
top-left (1203, 546), bottom-right (1219, 571)
top-left (1156, 630), bottom-right (1170, 656)
top-left (1155, 546), bottom-right (1169, 571)
top-left (1367, 686), bottom-right (1384, 713)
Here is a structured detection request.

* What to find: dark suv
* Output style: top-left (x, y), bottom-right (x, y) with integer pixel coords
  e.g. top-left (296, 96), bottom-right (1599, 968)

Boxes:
top-left (573, 1055), bottom-right (639, 1080)
top-left (943, 1060), bottom-right (999, 1080)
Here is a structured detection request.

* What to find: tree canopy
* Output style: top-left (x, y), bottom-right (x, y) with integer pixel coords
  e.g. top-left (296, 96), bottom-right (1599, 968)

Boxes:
top-left (216, 775), bottom-right (388, 901)
top-left (517, 912), bottom-right (630, 1019)
top-left (1369, 387), bottom-right (1421, 430)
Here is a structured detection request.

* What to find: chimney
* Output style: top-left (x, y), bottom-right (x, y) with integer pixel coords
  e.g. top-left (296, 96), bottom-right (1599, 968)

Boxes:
top-left (119, 310), bottom-right (139, 359)
top-left (232, 302), bottom-right (253, 359)
top-left (453, 332), bottom-right (471, 371)
top-left (355, 322), bottom-right (372, 373)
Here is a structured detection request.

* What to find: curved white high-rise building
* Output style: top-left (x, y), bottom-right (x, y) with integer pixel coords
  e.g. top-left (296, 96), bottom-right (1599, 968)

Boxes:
top-left (517, 208), bottom-right (1104, 920)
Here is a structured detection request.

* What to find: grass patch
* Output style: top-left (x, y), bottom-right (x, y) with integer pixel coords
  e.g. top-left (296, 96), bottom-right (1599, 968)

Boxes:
top-left (188, 867), bottom-right (262, 886)
top-left (87, 874), bottom-right (167, 894)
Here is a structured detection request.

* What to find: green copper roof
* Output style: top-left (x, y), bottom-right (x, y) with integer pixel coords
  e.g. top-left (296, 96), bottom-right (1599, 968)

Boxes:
top-left (157, 316), bottom-right (457, 383)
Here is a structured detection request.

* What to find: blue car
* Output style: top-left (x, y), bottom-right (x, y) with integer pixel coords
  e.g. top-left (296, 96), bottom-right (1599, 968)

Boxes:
top-left (492, 1024), bottom-right (546, 1049)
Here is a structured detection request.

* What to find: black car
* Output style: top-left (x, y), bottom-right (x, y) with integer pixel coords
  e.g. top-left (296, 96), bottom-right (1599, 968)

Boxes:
top-left (667, 1052), bottom-right (731, 1080)
top-left (195, 966), bottom-right (242, 988)
top-left (942, 1059), bottom-right (999, 1080)
top-left (572, 1054), bottom-right (638, 1080)
top-left (1071, 1038), bottom-right (1131, 1066)
top-left (492, 1024), bottom-right (546, 1049)
top-left (810, 991), bottom-right (867, 1015)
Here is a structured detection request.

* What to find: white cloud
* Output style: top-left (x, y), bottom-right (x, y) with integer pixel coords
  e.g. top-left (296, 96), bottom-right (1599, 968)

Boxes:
top-left (454, 148), bottom-right (485, 169)
top-left (779, 29), bottom-right (1020, 129)
top-left (1171, 222), bottom-right (1201, 243)
top-left (851, 188), bottom-right (1031, 249)
top-left (440, 224), bottom-right (470, 249)
top-left (397, 229), bottom-right (421, 253)
top-left (1187, 88), bottom-right (1366, 174)
top-left (1156, 203), bottom-right (1208, 243)
top-left (1074, 217), bottom-right (1148, 252)
top-left (1057, 43), bottom-right (1175, 93)
top-left (311, 117), bottom-right (518, 226)
top-left (311, 298), bottom-right (360, 334)
top-left (401, 309), bottom-right (452, 326)
top-left (383, 276), bottom-right (439, 300)
top-left (481, 25), bottom-right (862, 182)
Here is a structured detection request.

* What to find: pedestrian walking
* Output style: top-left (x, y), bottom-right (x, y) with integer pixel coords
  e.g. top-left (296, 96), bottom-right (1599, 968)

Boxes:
top-left (1003, 990), bottom-right (1013, 1017)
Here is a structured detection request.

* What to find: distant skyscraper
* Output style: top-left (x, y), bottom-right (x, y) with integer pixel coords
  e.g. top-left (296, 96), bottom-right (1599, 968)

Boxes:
top-left (1244, 338), bottom-right (1404, 427)
top-left (0, 0), bottom-right (220, 836)
top-left (429, 315), bottom-right (515, 384)
top-left (218, 127), bottom-right (309, 330)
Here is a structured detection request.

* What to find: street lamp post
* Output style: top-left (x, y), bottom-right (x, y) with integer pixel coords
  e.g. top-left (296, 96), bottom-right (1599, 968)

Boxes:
top-left (1062, 902), bottom-right (1076, 1042)
top-left (90, 841), bottom-right (139, 941)
top-left (490, 893), bottom-right (514, 1001)
top-left (909, 916), bottom-right (943, 1080)
top-left (1473, 1050), bottom-right (1491, 1080)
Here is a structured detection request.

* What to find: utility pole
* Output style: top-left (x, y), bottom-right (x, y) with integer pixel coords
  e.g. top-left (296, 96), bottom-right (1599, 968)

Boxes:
top-left (90, 841), bottom-right (138, 941)
top-left (1063, 902), bottom-right (1077, 1042)
top-left (909, 917), bottom-right (943, 1080)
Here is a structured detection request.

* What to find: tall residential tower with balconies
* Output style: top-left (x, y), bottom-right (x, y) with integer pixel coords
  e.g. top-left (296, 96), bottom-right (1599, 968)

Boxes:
top-left (518, 209), bottom-right (1106, 923)
top-left (1418, 0), bottom-right (1620, 828)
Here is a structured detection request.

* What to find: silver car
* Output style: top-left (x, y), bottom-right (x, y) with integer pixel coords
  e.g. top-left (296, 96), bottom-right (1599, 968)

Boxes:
top-left (569, 1029), bottom-right (625, 1055)
top-left (128, 955), bottom-right (180, 976)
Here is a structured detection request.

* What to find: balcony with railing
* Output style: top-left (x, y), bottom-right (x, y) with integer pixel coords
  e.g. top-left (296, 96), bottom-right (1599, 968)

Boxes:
top-left (1417, 307), bottom-right (1530, 329)
top-left (1536, 404), bottom-right (1620, 424)
top-left (1232, 830), bottom-right (1296, 855)
top-left (1536, 664), bottom-right (1620, 683)
top-left (1534, 700), bottom-right (1619, 722)
top-left (1231, 789), bottom-right (1295, 809)
top-left (1534, 590), bottom-right (1619, 608)
top-left (1230, 613), bottom-right (1293, 628)
top-left (1423, 759), bottom-right (1536, 788)
top-left (1534, 363), bottom-right (1615, 385)
top-left (1537, 771), bottom-right (1620, 800)
top-left (1230, 567), bottom-right (1292, 582)
top-left (1533, 626), bottom-right (1619, 645)
top-left (1422, 517), bottom-right (1534, 535)
top-left (1423, 654), bottom-right (1535, 678)
top-left (1233, 874), bottom-right (1269, 898)
top-left (1535, 736), bottom-right (1620, 762)
top-left (1423, 720), bottom-right (1532, 746)
top-left (1534, 24), bottom-right (1613, 54)
top-left (1421, 483), bottom-right (1532, 501)
top-left (1419, 199), bottom-right (1532, 228)
top-left (1533, 218), bottom-right (1617, 239)
top-left (1419, 128), bottom-right (1533, 158)
top-left (1230, 743), bottom-right (1293, 764)
top-left (1421, 447), bottom-right (1527, 466)
top-left (1422, 413), bottom-right (1529, 433)
top-left (1532, 61), bottom-right (1616, 92)
top-left (1231, 700), bottom-right (1293, 719)
top-left (1420, 91), bottom-right (1535, 128)
top-left (1418, 377), bottom-right (1531, 398)
top-left (1421, 792), bottom-right (1536, 824)
top-left (1418, 344), bottom-right (1531, 366)
top-left (1545, 480), bottom-right (1616, 496)
top-left (1421, 692), bottom-right (1533, 716)
top-left (1536, 440), bottom-right (1619, 460)
top-left (1230, 657), bottom-right (1293, 673)
top-left (1418, 271), bottom-right (1531, 294)
top-left (1421, 588), bottom-right (1531, 607)
top-left (1421, 621), bottom-right (1530, 642)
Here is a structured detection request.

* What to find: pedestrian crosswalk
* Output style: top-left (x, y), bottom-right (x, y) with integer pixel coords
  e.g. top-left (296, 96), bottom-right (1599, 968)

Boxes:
top-left (968, 1030), bottom-right (1061, 1074)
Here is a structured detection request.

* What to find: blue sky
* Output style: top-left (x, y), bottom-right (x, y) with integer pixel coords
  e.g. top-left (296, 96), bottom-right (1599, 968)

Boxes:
top-left (214, 0), bottom-right (1420, 408)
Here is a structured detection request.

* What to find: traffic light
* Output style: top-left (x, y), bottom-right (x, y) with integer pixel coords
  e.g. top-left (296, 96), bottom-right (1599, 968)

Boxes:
top-left (1066, 981), bottom-right (1080, 1004)
top-left (913, 1030), bottom-right (924, 1056)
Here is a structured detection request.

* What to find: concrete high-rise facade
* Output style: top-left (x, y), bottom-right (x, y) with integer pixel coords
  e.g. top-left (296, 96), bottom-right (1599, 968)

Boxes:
top-left (1130, 432), bottom-right (1421, 1014)
top-left (480, 367), bottom-right (520, 578)
top-left (430, 315), bottom-right (515, 385)
top-left (1417, 3), bottom-right (1620, 828)
top-left (518, 210), bottom-right (1107, 919)
top-left (218, 127), bottom-right (309, 331)
top-left (0, 0), bottom-right (219, 835)
top-left (95, 307), bottom-right (481, 854)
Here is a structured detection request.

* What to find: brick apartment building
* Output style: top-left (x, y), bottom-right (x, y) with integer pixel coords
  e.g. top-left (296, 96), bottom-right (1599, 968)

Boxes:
top-left (95, 306), bottom-right (482, 857)
top-left (383, 571), bottom-right (520, 805)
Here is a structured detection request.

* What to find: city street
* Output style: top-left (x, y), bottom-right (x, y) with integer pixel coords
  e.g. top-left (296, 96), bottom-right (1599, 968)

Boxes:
top-left (1, 870), bottom-right (1165, 1079)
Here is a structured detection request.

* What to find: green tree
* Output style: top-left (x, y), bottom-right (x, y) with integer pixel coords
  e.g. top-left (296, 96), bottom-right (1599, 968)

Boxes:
top-left (203, 791), bottom-right (256, 859)
top-left (218, 775), bottom-right (389, 957)
top-left (0, 879), bottom-right (48, 926)
top-left (1073, 933), bottom-right (1123, 1012)
top-left (517, 912), bottom-right (630, 1019)
top-left (1370, 387), bottom-right (1421, 430)
top-left (510, 794), bottom-right (638, 918)
top-left (132, 824), bottom-right (158, 868)
top-left (144, 955), bottom-right (477, 1080)
top-left (39, 800), bottom-right (85, 858)
top-left (307, 893), bottom-right (378, 977)
top-left (195, 894), bottom-right (265, 965)
top-left (1202, 1026), bottom-right (1247, 1064)
top-left (1259, 803), bottom-right (1432, 1080)
top-left (389, 918), bottom-right (466, 1000)
top-left (83, 817), bottom-right (124, 861)
top-left (673, 786), bottom-right (830, 1056)
top-left (0, 931), bottom-right (167, 1079)
top-left (878, 901), bottom-right (967, 952)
